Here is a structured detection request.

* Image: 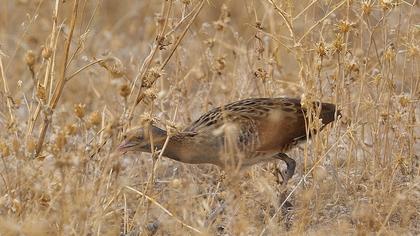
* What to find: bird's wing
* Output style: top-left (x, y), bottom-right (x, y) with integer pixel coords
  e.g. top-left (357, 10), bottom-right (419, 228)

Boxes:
top-left (184, 98), bottom-right (298, 131)
top-left (183, 98), bottom-right (304, 150)
top-left (183, 107), bottom-right (257, 150)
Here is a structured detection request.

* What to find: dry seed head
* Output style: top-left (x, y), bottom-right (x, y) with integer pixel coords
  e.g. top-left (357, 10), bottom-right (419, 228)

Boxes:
top-left (384, 44), bottom-right (396, 61)
top-left (345, 57), bottom-right (360, 75)
top-left (220, 4), bottom-right (231, 24)
top-left (204, 39), bottom-right (215, 48)
top-left (0, 141), bottom-right (10, 157)
top-left (300, 93), bottom-right (317, 110)
top-left (36, 84), bottom-right (47, 103)
top-left (166, 121), bottom-right (181, 137)
top-left (255, 21), bottom-right (263, 30)
top-left (24, 50), bottom-right (36, 67)
top-left (41, 46), bottom-right (52, 59)
top-left (170, 178), bottom-right (182, 188)
top-left (380, 111), bottom-right (389, 123)
top-left (157, 36), bottom-right (171, 50)
top-left (11, 198), bottom-right (22, 214)
top-left (119, 84), bottom-right (130, 98)
top-left (144, 87), bottom-right (158, 101)
top-left (213, 20), bottom-right (225, 31)
top-left (333, 34), bottom-right (345, 54)
top-left (26, 138), bottom-right (36, 153)
top-left (166, 125), bottom-right (178, 137)
top-left (88, 111), bottom-right (101, 126)
top-left (371, 73), bottom-right (382, 85)
top-left (142, 67), bottom-right (162, 88)
top-left (336, 20), bottom-right (353, 34)
top-left (155, 13), bottom-right (165, 26)
top-left (65, 123), bottom-right (78, 135)
top-left (407, 44), bottom-right (419, 58)
top-left (139, 112), bottom-right (154, 127)
top-left (181, 0), bottom-right (191, 5)
top-left (362, 1), bottom-right (374, 16)
top-left (392, 111), bottom-right (403, 123)
top-left (380, 0), bottom-right (399, 11)
top-left (54, 131), bottom-right (67, 151)
top-left (99, 56), bottom-right (126, 78)
top-left (254, 68), bottom-right (268, 82)
top-left (316, 42), bottom-right (327, 58)
top-left (255, 34), bottom-right (265, 57)
top-left (73, 103), bottom-right (86, 119)
top-left (14, 98), bottom-right (22, 108)
top-left (398, 95), bottom-right (410, 108)
top-left (214, 56), bottom-right (226, 74)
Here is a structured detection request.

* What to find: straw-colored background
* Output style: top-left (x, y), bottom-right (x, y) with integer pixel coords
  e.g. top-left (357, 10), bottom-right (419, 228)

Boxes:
top-left (0, 0), bottom-right (418, 235)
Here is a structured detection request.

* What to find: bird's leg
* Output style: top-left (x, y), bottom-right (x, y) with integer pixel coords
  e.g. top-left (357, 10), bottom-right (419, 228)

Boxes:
top-left (274, 153), bottom-right (296, 224)
top-left (273, 153), bottom-right (296, 185)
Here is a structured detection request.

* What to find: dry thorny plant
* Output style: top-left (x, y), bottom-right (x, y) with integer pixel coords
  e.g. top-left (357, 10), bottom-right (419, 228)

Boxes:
top-left (0, 0), bottom-right (419, 235)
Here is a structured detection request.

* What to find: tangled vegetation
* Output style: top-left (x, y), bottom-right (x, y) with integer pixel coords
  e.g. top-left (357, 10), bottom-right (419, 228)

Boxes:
top-left (0, 0), bottom-right (418, 235)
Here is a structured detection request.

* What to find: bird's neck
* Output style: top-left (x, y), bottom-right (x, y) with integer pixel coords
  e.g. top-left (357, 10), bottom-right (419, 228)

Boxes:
top-left (156, 132), bottom-right (221, 166)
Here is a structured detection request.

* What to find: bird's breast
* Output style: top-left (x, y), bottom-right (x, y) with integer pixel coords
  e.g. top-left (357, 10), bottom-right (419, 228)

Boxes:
top-left (255, 110), bottom-right (299, 152)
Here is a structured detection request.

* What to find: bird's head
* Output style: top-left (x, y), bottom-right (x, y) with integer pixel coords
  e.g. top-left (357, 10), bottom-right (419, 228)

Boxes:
top-left (117, 125), bottom-right (167, 153)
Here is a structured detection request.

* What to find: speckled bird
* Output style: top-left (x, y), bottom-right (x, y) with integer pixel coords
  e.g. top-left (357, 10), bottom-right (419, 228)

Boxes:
top-left (118, 97), bottom-right (340, 184)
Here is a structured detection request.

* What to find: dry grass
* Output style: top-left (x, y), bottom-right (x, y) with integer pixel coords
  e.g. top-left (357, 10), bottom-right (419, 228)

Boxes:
top-left (0, 0), bottom-right (419, 235)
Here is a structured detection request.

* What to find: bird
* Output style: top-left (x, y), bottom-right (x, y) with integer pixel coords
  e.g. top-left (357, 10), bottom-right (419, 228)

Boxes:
top-left (118, 97), bottom-right (340, 184)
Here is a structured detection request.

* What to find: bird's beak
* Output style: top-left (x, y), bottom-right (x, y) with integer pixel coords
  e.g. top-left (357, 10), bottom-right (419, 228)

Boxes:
top-left (117, 140), bottom-right (136, 153)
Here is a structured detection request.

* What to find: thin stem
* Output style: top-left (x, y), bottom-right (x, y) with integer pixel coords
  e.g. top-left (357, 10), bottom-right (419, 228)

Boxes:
top-left (127, 0), bottom-right (205, 127)
top-left (125, 186), bottom-right (202, 234)
top-left (35, 0), bottom-right (80, 156)
top-left (0, 54), bottom-right (15, 125)
top-left (66, 58), bottom-right (105, 82)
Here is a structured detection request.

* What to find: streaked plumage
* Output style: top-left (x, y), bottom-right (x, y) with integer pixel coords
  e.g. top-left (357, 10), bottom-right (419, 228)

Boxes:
top-left (118, 97), bottom-right (340, 183)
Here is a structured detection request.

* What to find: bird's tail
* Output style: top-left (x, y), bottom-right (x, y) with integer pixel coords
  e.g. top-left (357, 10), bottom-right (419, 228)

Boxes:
top-left (319, 102), bottom-right (340, 126)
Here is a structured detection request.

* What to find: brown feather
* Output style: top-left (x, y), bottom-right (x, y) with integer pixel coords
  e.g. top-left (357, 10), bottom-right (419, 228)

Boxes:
top-left (119, 97), bottom-right (340, 169)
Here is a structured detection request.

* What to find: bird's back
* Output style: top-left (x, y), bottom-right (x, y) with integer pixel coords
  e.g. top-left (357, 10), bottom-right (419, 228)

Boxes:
top-left (184, 97), bottom-right (338, 155)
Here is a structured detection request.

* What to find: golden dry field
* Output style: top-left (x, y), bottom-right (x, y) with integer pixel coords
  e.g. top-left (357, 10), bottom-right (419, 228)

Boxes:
top-left (0, 0), bottom-right (419, 235)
